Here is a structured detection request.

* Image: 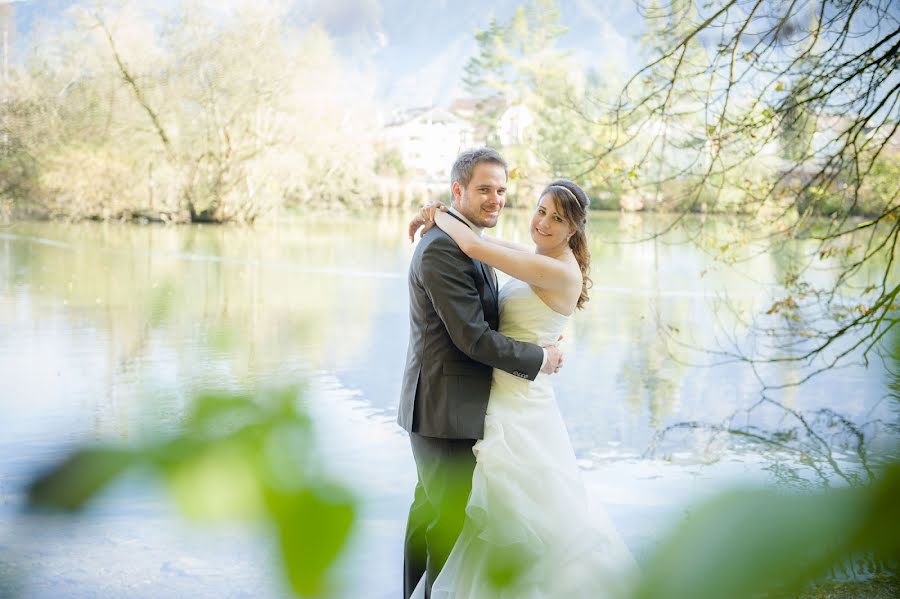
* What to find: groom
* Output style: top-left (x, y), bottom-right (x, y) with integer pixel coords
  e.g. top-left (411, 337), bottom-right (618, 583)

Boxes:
top-left (398, 147), bottom-right (563, 598)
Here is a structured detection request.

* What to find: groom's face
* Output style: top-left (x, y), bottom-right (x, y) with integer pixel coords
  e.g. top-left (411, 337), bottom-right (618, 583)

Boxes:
top-left (452, 162), bottom-right (507, 229)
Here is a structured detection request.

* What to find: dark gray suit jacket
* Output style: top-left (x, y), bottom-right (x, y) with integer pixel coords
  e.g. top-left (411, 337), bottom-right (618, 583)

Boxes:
top-left (397, 215), bottom-right (544, 439)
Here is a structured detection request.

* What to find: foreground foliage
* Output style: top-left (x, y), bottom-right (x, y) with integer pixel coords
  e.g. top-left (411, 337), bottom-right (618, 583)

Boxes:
top-left (27, 387), bottom-right (357, 597)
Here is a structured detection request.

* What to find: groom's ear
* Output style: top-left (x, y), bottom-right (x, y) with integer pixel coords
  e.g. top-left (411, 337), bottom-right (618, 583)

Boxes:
top-left (451, 180), bottom-right (461, 204)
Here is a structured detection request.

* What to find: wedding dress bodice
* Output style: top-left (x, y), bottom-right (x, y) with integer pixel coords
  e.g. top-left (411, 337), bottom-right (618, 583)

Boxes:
top-left (497, 278), bottom-right (569, 347)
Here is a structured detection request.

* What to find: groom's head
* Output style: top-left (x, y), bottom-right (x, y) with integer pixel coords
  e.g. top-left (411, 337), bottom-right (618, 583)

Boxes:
top-left (450, 148), bottom-right (508, 229)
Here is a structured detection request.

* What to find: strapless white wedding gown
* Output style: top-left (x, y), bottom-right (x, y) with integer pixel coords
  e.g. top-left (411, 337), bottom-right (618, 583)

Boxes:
top-left (413, 278), bottom-right (637, 599)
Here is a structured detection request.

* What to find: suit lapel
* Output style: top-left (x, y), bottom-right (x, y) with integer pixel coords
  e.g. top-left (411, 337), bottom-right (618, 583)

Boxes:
top-left (447, 211), bottom-right (498, 303)
top-left (480, 261), bottom-right (498, 304)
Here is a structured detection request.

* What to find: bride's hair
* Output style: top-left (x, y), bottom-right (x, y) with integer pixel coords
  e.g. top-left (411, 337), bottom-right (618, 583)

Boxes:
top-left (540, 180), bottom-right (592, 310)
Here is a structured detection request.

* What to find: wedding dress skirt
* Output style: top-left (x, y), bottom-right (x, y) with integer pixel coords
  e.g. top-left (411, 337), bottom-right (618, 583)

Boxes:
top-left (419, 279), bottom-right (637, 598)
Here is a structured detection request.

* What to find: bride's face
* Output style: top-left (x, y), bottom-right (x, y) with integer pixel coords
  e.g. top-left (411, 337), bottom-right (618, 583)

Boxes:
top-left (530, 194), bottom-right (575, 251)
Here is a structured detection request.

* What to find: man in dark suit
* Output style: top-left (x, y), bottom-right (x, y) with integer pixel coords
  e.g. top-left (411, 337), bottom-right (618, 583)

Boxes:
top-left (398, 148), bottom-right (563, 598)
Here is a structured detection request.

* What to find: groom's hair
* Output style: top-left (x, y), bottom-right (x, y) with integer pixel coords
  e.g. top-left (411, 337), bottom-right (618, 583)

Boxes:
top-left (450, 148), bottom-right (508, 192)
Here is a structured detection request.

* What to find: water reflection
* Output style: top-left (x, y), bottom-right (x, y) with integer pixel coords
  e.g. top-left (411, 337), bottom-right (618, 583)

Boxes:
top-left (0, 213), bottom-right (891, 456)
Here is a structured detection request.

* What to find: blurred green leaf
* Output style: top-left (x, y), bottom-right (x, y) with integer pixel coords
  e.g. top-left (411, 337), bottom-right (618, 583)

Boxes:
top-left (854, 463), bottom-right (900, 561)
top-left (183, 391), bottom-right (264, 434)
top-left (27, 447), bottom-right (135, 512)
top-left (166, 442), bottom-right (264, 521)
top-left (261, 422), bottom-right (316, 491)
top-left (24, 384), bottom-right (357, 597)
top-left (632, 463), bottom-right (900, 599)
top-left (269, 482), bottom-right (356, 597)
top-left (487, 543), bottom-right (530, 590)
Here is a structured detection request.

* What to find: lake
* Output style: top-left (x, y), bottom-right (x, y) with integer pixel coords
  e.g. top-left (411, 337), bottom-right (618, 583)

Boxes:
top-left (0, 210), bottom-right (895, 597)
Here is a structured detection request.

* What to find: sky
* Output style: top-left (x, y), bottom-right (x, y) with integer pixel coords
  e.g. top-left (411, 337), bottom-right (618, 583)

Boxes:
top-left (4, 0), bottom-right (647, 109)
top-left (302, 0), bottom-right (645, 107)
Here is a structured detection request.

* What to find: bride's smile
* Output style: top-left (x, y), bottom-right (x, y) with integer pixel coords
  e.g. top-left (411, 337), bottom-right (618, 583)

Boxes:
top-left (530, 194), bottom-right (576, 253)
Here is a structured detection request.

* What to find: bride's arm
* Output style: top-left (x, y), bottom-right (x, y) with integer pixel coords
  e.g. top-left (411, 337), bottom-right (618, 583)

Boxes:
top-left (409, 201), bottom-right (529, 251)
top-left (481, 234), bottom-right (532, 252)
top-left (434, 211), bottom-right (580, 291)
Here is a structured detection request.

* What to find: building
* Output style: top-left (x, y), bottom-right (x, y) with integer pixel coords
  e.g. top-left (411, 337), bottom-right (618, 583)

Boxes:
top-left (379, 99), bottom-right (540, 182)
top-left (381, 106), bottom-right (476, 180)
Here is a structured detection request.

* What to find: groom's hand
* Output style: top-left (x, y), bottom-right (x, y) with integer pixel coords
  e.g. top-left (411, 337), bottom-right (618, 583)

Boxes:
top-left (541, 343), bottom-right (564, 374)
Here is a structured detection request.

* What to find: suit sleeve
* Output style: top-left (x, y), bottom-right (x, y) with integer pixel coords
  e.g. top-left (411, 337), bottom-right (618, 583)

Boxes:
top-left (420, 235), bottom-right (544, 380)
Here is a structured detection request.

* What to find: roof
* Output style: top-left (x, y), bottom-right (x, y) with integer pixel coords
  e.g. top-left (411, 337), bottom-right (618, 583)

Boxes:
top-left (385, 106), bottom-right (469, 128)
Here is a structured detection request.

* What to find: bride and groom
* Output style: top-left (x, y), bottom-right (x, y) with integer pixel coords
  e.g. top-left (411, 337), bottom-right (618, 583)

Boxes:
top-left (397, 148), bottom-right (636, 598)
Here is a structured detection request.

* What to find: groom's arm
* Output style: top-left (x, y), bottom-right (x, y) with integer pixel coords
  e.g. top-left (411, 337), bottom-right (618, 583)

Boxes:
top-left (420, 235), bottom-right (544, 381)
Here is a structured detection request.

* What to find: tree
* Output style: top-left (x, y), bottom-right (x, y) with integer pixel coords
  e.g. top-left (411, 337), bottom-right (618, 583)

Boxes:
top-left (461, 0), bottom-right (619, 202)
top-left (1, 0), bottom-right (380, 222)
top-left (584, 0), bottom-right (899, 386)
top-left (462, 0), bottom-right (568, 145)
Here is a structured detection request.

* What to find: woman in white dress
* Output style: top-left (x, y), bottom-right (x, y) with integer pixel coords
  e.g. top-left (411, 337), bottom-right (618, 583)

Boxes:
top-left (410, 180), bottom-right (637, 598)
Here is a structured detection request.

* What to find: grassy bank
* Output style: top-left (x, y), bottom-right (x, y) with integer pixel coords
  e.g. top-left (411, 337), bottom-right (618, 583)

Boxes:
top-left (798, 577), bottom-right (899, 598)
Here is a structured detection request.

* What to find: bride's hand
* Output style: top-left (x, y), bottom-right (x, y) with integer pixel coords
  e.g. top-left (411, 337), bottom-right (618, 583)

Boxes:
top-left (408, 201), bottom-right (449, 242)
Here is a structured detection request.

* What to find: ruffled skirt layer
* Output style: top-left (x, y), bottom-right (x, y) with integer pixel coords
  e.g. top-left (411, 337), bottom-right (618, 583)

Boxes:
top-left (430, 371), bottom-right (637, 598)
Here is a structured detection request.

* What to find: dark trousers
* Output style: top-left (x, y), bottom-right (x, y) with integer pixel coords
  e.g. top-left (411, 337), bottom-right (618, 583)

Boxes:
top-left (403, 432), bottom-right (477, 599)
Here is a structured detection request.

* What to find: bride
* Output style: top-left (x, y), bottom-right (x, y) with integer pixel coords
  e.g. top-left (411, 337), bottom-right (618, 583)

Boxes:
top-left (409, 180), bottom-right (637, 598)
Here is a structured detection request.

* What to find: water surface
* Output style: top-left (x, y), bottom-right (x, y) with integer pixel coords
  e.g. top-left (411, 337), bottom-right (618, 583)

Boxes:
top-left (0, 211), bottom-right (894, 597)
